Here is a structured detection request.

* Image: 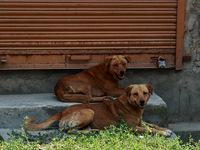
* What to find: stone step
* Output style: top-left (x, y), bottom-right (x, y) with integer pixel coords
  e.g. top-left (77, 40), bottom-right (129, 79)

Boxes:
top-left (0, 128), bottom-right (58, 141)
top-left (0, 128), bottom-right (177, 141)
top-left (168, 122), bottom-right (200, 142)
top-left (0, 93), bottom-right (168, 129)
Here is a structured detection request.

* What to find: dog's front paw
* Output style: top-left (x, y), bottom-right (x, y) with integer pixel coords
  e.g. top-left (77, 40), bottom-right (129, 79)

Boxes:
top-left (163, 130), bottom-right (172, 137)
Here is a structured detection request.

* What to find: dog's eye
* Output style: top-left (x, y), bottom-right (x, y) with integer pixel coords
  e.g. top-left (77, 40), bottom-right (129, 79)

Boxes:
top-left (113, 64), bottom-right (118, 67)
top-left (122, 63), bottom-right (126, 66)
top-left (143, 92), bottom-right (148, 95)
top-left (133, 93), bottom-right (138, 96)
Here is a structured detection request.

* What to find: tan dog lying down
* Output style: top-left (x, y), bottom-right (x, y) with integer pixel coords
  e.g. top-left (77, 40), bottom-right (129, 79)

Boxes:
top-left (26, 84), bottom-right (172, 137)
top-left (54, 55), bottom-right (131, 103)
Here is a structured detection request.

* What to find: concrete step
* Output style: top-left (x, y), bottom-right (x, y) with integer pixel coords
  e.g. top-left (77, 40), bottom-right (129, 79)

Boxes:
top-left (0, 128), bottom-right (58, 141)
top-left (169, 122), bottom-right (200, 142)
top-left (0, 128), bottom-right (177, 141)
top-left (0, 93), bottom-right (169, 140)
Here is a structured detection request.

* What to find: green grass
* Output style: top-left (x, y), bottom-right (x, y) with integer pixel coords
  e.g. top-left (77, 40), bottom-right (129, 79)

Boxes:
top-left (0, 123), bottom-right (200, 150)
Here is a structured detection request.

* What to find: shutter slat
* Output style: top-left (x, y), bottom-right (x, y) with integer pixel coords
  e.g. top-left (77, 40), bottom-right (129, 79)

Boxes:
top-left (0, 11), bottom-right (177, 16)
top-left (0, 23), bottom-right (176, 27)
top-left (0, 39), bottom-right (176, 42)
top-left (0, 19), bottom-right (177, 24)
top-left (0, 46), bottom-right (176, 50)
top-left (0, 8), bottom-right (177, 11)
top-left (0, 26), bottom-right (176, 32)
top-left (1, 16), bottom-right (177, 19)
top-left (0, 41), bottom-right (176, 47)
top-left (0, 34), bottom-right (176, 39)
top-left (0, 3), bottom-right (177, 8)
top-left (0, 0), bottom-right (177, 2)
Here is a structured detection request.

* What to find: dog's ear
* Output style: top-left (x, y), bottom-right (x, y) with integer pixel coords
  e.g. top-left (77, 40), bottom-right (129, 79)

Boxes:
top-left (105, 56), bottom-right (113, 69)
top-left (145, 84), bottom-right (153, 95)
top-left (125, 85), bottom-right (133, 97)
top-left (124, 55), bottom-right (132, 63)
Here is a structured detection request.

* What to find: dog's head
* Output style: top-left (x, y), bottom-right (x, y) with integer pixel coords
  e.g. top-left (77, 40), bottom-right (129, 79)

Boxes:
top-left (105, 55), bottom-right (131, 80)
top-left (125, 84), bottom-right (153, 109)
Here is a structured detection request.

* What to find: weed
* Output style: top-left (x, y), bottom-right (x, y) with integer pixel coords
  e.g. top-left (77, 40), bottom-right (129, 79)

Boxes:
top-left (1, 118), bottom-right (199, 150)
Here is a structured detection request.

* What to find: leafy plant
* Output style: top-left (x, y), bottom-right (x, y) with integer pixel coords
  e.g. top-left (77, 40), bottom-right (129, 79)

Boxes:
top-left (1, 118), bottom-right (199, 150)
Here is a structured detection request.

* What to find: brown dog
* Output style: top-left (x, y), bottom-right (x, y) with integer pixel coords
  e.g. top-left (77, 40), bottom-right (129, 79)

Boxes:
top-left (26, 84), bottom-right (172, 137)
top-left (54, 55), bottom-right (131, 103)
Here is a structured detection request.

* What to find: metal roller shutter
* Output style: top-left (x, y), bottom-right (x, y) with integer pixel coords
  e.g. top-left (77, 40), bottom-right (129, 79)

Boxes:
top-left (0, 0), bottom-right (185, 69)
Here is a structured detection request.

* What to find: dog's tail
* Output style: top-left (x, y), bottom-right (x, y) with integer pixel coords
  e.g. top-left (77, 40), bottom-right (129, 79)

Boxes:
top-left (25, 113), bottom-right (61, 131)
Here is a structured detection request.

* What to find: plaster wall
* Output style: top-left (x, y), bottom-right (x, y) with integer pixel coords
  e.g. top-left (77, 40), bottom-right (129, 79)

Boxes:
top-left (0, 0), bottom-right (199, 123)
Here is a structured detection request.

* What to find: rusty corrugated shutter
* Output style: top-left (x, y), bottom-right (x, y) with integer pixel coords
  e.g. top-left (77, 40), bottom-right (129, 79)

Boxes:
top-left (0, 0), bottom-right (184, 69)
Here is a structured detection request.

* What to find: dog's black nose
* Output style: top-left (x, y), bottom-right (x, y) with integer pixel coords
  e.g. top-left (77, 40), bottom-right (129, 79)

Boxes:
top-left (140, 99), bottom-right (145, 105)
top-left (120, 70), bottom-right (124, 75)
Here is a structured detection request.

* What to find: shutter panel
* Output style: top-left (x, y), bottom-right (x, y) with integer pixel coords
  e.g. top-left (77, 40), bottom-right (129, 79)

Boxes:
top-left (0, 0), bottom-right (184, 69)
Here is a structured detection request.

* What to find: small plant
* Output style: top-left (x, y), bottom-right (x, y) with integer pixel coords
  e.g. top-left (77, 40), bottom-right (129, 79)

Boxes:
top-left (1, 118), bottom-right (199, 150)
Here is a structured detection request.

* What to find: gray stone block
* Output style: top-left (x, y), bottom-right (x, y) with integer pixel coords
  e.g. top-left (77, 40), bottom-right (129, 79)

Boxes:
top-left (0, 93), bottom-right (168, 129)
top-left (169, 122), bottom-right (200, 142)
top-left (143, 93), bottom-right (168, 128)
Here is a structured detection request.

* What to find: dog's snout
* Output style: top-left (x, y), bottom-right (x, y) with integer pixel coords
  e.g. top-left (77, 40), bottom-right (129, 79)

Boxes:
top-left (120, 70), bottom-right (125, 75)
top-left (140, 99), bottom-right (145, 105)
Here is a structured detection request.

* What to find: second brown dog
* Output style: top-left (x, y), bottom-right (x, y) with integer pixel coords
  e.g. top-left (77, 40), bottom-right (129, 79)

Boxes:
top-left (26, 84), bottom-right (172, 137)
top-left (54, 55), bottom-right (131, 103)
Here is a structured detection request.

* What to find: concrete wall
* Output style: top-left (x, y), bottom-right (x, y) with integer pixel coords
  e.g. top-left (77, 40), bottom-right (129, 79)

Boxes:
top-left (0, 0), bottom-right (199, 123)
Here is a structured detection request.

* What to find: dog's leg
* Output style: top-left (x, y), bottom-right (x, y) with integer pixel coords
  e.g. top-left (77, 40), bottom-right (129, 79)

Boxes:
top-left (61, 83), bottom-right (92, 103)
top-left (90, 96), bottom-right (117, 102)
top-left (107, 88), bottom-right (125, 97)
top-left (144, 122), bottom-right (172, 137)
top-left (134, 126), bottom-right (159, 135)
top-left (90, 96), bottom-right (109, 102)
top-left (134, 125), bottom-right (172, 137)
top-left (62, 95), bottom-right (111, 103)
top-left (68, 128), bottom-right (100, 134)
top-left (59, 109), bottom-right (96, 133)
top-left (63, 94), bottom-right (90, 103)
